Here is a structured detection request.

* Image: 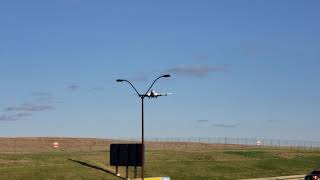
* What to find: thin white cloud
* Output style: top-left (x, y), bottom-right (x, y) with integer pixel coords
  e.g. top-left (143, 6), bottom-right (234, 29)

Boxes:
top-left (165, 64), bottom-right (227, 77)
top-left (35, 97), bottom-right (64, 104)
top-left (67, 84), bottom-right (80, 91)
top-left (31, 92), bottom-right (52, 97)
top-left (5, 103), bottom-right (54, 112)
top-left (197, 119), bottom-right (210, 123)
top-left (267, 119), bottom-right (279, 123)
top-left (0, 113), bottom-right (32, 121)
top-left (211, 123), bottom-right (240, 128)
top-left (0, 115), bottom-right (17, 121)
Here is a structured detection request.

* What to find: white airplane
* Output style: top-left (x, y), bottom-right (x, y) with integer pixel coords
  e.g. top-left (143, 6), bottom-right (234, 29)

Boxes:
top-left (146, 90), bottom-right (172, 98)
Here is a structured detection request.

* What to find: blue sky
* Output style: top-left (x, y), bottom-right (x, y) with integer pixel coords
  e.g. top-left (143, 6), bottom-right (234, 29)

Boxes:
top-left (0, 0), bottom-right (319, 140)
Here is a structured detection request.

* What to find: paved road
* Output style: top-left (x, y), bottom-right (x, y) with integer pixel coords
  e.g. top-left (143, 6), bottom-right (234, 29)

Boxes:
top-left (241, 175), bottom-right (305, 180)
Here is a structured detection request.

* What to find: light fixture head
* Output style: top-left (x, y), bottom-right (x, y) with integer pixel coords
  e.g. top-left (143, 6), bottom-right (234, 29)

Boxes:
top-left (116, 79), bottom-right (125, 82)
top-left (162, 74), bottom-right (171, 78)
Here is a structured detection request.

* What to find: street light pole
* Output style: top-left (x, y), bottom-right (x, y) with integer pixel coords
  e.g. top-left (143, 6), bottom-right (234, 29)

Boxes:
top-left (141, 96), bottom-right (144, 180)
top-left (116, 74), bottom-right (170, 180)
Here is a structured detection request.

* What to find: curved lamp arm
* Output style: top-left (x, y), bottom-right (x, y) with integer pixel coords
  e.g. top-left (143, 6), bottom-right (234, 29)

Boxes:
top-left (144, 74), bottom-right (170, 95)
top-left (116, 79), bottom-right (141, 96)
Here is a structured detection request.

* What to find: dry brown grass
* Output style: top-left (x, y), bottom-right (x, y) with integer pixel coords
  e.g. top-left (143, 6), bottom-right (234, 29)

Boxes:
top-left (0, 137), bottom-right (246, 152)
top-left (0, 137), bottom-right (128, 152)
top-left (0, 137), bottom-right (307, 153)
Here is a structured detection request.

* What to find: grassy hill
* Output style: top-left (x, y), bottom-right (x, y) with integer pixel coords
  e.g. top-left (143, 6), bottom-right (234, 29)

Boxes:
top-left (0, 137), bottom-right (319, 179)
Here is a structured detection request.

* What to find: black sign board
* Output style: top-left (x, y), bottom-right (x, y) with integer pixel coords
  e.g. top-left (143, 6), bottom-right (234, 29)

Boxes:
top-left (110, 144), bottom-right (143, 166)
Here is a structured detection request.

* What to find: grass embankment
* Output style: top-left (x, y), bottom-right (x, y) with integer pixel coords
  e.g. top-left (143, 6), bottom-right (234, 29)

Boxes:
top-left (0, 149), bottom-right (319, 180)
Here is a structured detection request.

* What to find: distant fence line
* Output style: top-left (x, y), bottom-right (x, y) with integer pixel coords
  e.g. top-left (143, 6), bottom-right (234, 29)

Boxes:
top-left (121, 137), bottom-right (320, 149)
top-left (0, 137), bottom-right (319, 152)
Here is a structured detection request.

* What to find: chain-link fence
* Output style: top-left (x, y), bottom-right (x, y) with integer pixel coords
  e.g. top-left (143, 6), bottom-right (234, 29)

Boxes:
top-left (0, 137), bottom-right (319, 152)
top-left (125, 137), bottom-right (320, 151)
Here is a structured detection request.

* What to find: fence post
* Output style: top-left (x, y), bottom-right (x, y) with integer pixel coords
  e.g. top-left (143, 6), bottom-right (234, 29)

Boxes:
top-left (224, 137), bottom-right (227, 150)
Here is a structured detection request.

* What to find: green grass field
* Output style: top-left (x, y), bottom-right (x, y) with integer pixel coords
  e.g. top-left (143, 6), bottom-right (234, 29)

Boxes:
top-left (0, 149), bottom-right (319, 180)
